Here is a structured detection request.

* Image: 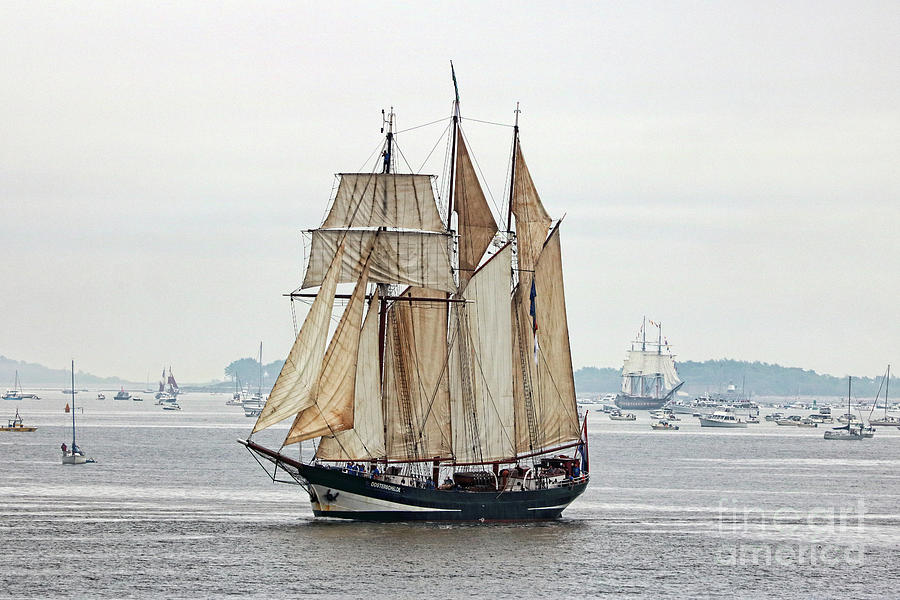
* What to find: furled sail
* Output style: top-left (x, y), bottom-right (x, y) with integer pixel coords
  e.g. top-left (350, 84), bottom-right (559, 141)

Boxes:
top-left (454, 132), bottom-right (498, 286)
top-left (283, 266), bottom-right (370, 445)
top-left (323, 173), bottom-right (444, 232)
top-left (512, 226), bottom-right (580, 453)
top-left (252, 244), bottom-right (345, 433)
top-left (302, 229), bottom-right (455, 293)
top-left (316, 290), bottom-right (385, 461)
top-left (449, 244), bottom-right (515, 463)
top-left (382, 288), bottom-right (452, 461)
top-left (511, 144), bottom-right (552, 273)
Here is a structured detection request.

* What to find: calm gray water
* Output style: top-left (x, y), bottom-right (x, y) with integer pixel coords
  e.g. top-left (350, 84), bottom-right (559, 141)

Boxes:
top-left (2, 394), bottom-right (899, 599)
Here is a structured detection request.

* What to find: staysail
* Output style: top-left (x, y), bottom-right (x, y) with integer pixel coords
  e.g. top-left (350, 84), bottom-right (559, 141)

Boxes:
top-left (283, 265), bottom-right (370, 445)
top-left (252, 244), bottom-right (345, 432)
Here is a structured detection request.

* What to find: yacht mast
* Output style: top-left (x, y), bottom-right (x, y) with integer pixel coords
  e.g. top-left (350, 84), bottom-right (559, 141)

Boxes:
top-left (70, 360), bottom-right (76, 451)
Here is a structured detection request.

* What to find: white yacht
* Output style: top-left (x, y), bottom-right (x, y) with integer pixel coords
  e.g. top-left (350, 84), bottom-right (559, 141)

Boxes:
top-left (699, 410), bottom-right (747, 428)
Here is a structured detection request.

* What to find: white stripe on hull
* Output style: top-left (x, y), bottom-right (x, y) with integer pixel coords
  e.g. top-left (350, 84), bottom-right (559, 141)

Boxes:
top-left (310, 484), bottom-right (461, 514)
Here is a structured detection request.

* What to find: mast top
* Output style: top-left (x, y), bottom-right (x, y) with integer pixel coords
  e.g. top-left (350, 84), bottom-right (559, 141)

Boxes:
top-left (381, 107), bottom-right (395, 174)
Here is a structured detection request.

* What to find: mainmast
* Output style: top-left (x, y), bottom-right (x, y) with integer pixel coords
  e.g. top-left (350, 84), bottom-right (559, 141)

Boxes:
top-left (381, 107), bottom-right (395, 174)
top-left (506, 102), bottom-right (520, 233)
top-left (447, 61), bottom-right (460, 225)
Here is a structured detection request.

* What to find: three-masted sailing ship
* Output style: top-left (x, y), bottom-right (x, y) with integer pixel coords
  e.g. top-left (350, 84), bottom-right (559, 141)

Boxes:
top-left (615, 317), bottom-right (683, 410)
top-left (241, 74), bottom-right (589, 521)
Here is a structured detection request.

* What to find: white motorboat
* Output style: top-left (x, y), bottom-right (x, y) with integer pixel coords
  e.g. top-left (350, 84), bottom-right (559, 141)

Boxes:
top-left (609, 411), bottom-right (636, 421)
top-left (161, 402), bottom-right (181, 411)
top-left (699, 410), bottom-right (747, 428)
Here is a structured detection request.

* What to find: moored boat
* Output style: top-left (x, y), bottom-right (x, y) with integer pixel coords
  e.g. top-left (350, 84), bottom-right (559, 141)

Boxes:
top-left (825, 377), bottom-right (867, 441)
top-left (1, 408), bottom-right (37, 432)
top-left (699, 409), bottom-right (747, 428)
top-left (651, 420), bottom-right (679, 430)
top-left (609, 410), bottom-right (636, 421)
top-left (240, 73), bottom-right (589, 521)
top-left (114, 388), bottom-right (131, 401)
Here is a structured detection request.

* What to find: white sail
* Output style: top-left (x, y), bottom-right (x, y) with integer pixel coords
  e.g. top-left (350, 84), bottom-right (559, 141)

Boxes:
top-left (252, 244), bottom-right (344, 433)
top-left (316, 290), bottom-right (385, 461)
top-left (382, 288), bottom-right (452, 460)
top-left (622, 350), bottom-right (681, 393)
top-left (323, 173), bottom-right (444, 232)
top-left (454, 132), bottom-right (498, 286)
top-left (283, 266), bottom-right (369, 445)
top-left (302, 229), bottom-right (455, 293)
top-left (449, 244), bottom-right (515, 463)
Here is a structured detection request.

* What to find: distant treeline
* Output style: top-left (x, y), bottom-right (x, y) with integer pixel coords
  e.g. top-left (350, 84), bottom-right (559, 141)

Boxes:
top-left (0, 355), bottom-right (134, 387)
top-left (575, 359), bottom-right (895, 399)
top-left (223, 357), bottom-right (283, 391)
top-left (3, 353), bottom-right (892, 399)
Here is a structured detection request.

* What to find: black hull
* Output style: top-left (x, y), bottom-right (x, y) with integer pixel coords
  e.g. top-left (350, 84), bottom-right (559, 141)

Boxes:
top-left (614, 394), bottom-right (667, 410)
top-left (241, 440), bottom-right (588, 522)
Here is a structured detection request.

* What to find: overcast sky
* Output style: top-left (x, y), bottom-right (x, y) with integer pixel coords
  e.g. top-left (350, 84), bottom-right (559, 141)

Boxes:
top-left (1, 1), bottom-right (898, 383)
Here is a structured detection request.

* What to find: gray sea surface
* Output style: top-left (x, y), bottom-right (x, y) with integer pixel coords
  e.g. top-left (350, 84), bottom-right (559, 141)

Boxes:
top-left (2, 393), bottom-right (899, 599)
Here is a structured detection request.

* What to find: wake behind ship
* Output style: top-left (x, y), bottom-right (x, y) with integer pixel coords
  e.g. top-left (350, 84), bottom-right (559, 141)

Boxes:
top-left (240, 72), bottom-right (589, 521)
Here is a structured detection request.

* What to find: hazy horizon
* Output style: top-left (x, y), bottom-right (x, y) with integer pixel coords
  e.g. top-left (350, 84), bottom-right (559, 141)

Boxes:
top-left (2, 2), bottom-right (898, 382)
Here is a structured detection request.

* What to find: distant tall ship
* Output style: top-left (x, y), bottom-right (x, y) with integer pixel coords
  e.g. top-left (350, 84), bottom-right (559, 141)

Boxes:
top-left (615, 318), bottom-right (683, 410)
top-left (240, 71), bottom-right (589, 521)
top-left (155, 367), bottom-right (179, 400)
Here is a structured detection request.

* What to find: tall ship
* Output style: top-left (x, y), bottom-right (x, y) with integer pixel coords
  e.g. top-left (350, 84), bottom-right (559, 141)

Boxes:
top-left (155, 367), bottom-right (179, 400)
top-left (615, 318), bottom-right (683, 410)
top-left (241, 71), bottom-right (589, 521)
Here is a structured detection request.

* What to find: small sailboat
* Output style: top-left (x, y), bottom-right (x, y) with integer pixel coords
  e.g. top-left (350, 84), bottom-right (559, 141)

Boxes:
top-left (868, 365), bottom-right (898, 426)
top-left (62, 361), bottom-right (95, 464)
top-left (1, 408), bottom-right (37, 432)
top-left (825, 377), bottom-right (865, 440)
